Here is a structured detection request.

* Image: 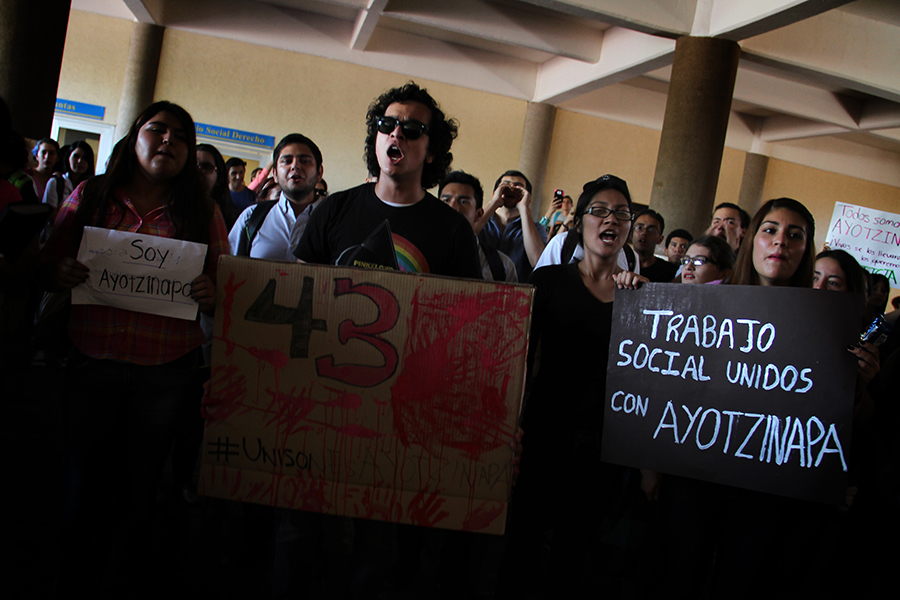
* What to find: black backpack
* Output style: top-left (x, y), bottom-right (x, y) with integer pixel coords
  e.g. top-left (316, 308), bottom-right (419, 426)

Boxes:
top-left (236, 200), bottom-right (277, 257)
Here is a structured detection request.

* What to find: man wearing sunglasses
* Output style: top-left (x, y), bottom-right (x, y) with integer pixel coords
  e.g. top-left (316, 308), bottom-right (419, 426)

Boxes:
top-left (294, 82), bottom-right (480, 279)
top-left (285, 82), bottom-right (482, 598)
top-left (228, 133), bottom-right (324, 260)
top-left (472, 170), bottom-right (548, 283)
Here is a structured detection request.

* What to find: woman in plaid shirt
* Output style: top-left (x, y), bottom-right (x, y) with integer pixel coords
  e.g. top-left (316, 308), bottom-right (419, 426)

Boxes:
top-left (38, 101), bottom-right (230, 595)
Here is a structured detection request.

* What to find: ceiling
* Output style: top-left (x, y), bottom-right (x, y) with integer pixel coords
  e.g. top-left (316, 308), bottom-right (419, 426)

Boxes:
top-left (74, 0), bottom-right (900, 166)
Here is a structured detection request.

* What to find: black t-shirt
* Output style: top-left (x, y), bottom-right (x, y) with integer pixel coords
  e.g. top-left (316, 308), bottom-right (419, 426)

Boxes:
top-left (293, 183), bottom-right (481, 279)
top-left (641, 257), bottom-right (679, 283)
top-left (525, 263), bottom-right (613, 436)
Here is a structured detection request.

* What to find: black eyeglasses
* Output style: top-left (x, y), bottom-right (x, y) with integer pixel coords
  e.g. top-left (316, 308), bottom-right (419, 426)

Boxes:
top-left (197, 162), bottom-right (216, 174)
top-left (681, 255), bottom-right (717, 267)
top-left (583, 206), bottom-right (634, 221)
top-left (376, 116), bottom-right (429, 140)
top-left (314, 188), bottom-right (327, 199)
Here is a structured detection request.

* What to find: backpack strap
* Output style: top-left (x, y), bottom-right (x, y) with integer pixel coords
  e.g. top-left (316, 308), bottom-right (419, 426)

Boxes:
top-left (622, 243), bottom-right (637, 272)
top-left (237, 200), bottom-right (277, 257)
top-left (483, 245), bottom-right (506, 281)
top-left (560, 230), bottom-right (579, 265)
top-left (54, 174), bottom-right (66, 207)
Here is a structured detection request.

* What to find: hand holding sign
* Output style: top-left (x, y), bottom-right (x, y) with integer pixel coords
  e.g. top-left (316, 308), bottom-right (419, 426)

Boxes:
top-left (73, 226), bottom-right (208, 320)
top-left (190, 273), bottom-right (216, 313)
top-left (601, 283), bottom-right (861, 504)
top-left (56, 256), bottom-right (89, 289)
top-left (850, 341), bottom-right (880, 387)
top-left (200, 257), bottom-right (532, 534)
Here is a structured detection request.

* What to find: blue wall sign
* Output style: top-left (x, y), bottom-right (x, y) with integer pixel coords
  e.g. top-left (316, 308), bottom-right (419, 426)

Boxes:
top-left (195, 122), bottom-right (275, 149)
top-left (55, 98), bottom-right (105, 120)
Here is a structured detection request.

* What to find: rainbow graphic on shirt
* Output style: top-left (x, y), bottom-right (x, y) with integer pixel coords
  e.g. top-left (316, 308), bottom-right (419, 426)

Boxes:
top-left (392, 234), bottom-right (429, 273)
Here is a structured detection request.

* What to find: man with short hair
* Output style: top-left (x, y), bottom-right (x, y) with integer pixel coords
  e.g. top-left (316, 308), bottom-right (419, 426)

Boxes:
top-left (227, 134), bottom-right (323, 261)
top-left (664, 228), bottom-right (693, 264)
top-left (631, 209), bottom-right (678, 282)
top-left (439, 170), bottom-right (517, 282)
top-left (225, 157), bottom-right (255, 212)
top-left (706, 202), bottom-right (749, 251)
top-left (294, 82), bottom-right (480, 279)
top-left (474, 170), bottom-right (548, 282)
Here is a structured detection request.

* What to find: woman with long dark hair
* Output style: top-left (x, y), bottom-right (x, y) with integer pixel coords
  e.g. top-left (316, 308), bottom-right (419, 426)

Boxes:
top-left (864, 273), bottom-right (890, 325)
top-left (197, 142), bottom-right (238, 230)
top-left (38, 101), bottom-right (230, 594)
top-left (42, 140), bottom-right (95, 204)
top-left (659, 198), bottom-right (821, 599)
top-left (42, 140), bottom-right (95, 229)
top-left (814, 248), bottom-right (868, 295)
top-left (812, 248), bottom-right (879, 391)
top-left (729, 197), bottom-right (816, 288)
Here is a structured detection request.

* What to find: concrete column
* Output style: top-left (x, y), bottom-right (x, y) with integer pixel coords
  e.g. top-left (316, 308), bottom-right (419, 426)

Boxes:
top-left (738, 152), bottom-right (769, 216)
top-left (0, 0), bottom-right (71, 139)
top-left (518, 101), bottom-right (557, 212)
top-left (649, 36), bottom-right (740, 237)
top-left (115, 22), bottom-right (165, 141)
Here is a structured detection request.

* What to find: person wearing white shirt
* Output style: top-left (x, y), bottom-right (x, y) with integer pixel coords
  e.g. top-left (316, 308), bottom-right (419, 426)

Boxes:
top-left (228, 133), bottom-right (323, 260)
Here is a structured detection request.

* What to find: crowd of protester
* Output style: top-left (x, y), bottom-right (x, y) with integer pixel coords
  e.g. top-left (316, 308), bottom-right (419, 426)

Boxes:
top-left (1, 80), bottom-right (897, 599)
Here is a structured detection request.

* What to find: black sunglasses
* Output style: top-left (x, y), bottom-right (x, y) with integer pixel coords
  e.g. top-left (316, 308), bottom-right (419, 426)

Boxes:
top-left (376, 116), bottom-right (429, 140)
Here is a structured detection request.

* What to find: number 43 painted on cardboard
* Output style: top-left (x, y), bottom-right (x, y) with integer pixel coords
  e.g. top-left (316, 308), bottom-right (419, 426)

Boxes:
top-left (244, 276), bottom-right (399, 388)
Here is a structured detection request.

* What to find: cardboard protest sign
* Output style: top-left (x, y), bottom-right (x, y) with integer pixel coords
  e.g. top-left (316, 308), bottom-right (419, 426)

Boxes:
top-left (199, 256), bottom-right (532, 534)
top-left (73, 226), bottom-right (207, 320)
top-left (826, 201), bottom-right (900, 288)
top-left (602, 284), bottom-right (861, 504)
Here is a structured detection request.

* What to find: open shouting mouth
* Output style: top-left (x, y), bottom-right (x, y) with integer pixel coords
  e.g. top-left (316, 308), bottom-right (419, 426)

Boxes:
top-left (386, 144), bottom-right (403, 163)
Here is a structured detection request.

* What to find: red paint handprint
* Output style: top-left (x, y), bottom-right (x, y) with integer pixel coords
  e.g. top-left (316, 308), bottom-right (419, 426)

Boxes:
top-left (406, 490), bottom-right (450, 528)
top-left (360, 486), bottom-right (404, 522)
top-left (461, 501), bottom-right (505, 532)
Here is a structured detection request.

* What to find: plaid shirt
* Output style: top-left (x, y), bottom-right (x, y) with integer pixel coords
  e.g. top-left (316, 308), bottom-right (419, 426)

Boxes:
top-left (42, 182), bottom-right (230, 365)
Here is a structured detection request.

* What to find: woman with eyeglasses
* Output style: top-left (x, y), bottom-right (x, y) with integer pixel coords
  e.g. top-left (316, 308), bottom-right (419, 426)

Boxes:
top-left (37, 101), bottom-right (230, 594)
top-left (679, 234), bottom-right (734, 284)
top-left (499, 175), bottom-right (648, 599)
top-left (197, 143), bottom-right (238, 230)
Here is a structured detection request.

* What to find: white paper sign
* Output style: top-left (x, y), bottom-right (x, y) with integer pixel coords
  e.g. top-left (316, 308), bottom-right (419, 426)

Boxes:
top-left (73, 226), bottom-right (208, 320)
top-left (825, 202), bottom-right (900, 289)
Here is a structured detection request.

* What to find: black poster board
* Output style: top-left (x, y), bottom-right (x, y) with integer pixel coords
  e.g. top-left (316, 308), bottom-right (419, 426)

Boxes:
top-left (601, 284), bottom-right (862, 504)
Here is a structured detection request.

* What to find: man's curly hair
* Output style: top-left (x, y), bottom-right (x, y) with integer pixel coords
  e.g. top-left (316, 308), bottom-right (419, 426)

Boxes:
top-left (364, 82), bottom-right (458, 190)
